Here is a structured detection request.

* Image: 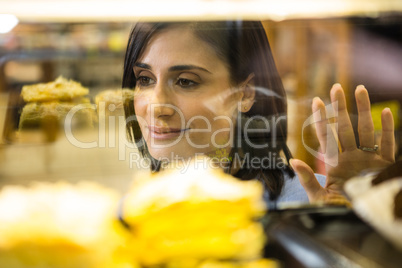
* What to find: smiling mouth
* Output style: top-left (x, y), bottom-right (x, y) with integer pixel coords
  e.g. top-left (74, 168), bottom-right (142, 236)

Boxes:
top-left (148, 126), bottom-right (189, 139)
top-left (148, 126), bottom-right (188, 133)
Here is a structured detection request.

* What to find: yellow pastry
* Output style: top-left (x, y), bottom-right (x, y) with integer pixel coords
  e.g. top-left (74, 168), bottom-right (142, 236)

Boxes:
top-left (0, 182), bottom-right (136, 268)
top-left (19, 100), bottom-right (97, 129)
top-left (21, 76), bottom-right (89, 102)
top-left (122, 158), bottom-right (267, 266)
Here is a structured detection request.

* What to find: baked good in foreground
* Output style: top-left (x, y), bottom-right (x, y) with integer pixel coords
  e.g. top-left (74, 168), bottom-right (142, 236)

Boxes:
top-left (21, 76), bottom-right (89, 102)
top-left (121, 158), bottom-right (267, 266)
top-left (345, 161), bottom-right (402, 251)
top-left (0, 160), bottom-right (276, 267)
top-left (0, 182), bottom-right (135, 268)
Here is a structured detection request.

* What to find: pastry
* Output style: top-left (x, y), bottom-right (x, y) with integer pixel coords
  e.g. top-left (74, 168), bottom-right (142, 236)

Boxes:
top-left (21, 76), bottom-right (89, 102)
top-left (19, 77), bottom-right (97, 132)
top-left (121, 158), bottom-right (267, 266)
top-left (19, 99), bottom-right (96, 129)
top-left (0, 182), bottom-right (135, 268)
top-left (95, 89), bottom-right (134, 117)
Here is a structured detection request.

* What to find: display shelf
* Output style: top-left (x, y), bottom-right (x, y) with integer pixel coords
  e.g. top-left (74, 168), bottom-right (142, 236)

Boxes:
top-left (1, 0), bottom-right (402, 22)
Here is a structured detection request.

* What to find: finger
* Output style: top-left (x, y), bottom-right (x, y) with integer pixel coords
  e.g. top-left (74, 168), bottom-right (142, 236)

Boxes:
top-left (355, 85), bottom-right (375, 148)
top-left (381, 108), bottom-right (395, 162)
top-left (312, 97), bottom-right (339, 165)
top-left (330, 83), bottom-right (357, 151)
top-left (290, 159), bottom-right (324, 202)
top-left (312, 97), bottom-right (328, 152)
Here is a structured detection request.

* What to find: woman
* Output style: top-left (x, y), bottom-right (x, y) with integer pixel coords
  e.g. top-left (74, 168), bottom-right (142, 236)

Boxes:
top-left (122, 21), bottom-right (395, 205)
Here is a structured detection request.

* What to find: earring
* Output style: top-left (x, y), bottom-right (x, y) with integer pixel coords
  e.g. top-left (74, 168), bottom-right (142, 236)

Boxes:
top-left (244, 106), bottom-right (247, 110)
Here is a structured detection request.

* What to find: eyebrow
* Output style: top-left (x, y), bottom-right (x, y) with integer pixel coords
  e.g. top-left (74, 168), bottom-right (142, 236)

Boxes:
top-left (168, 65), bottom-right (211, 74)
top-left (134, 62), bottom-right (211, 74)
top-left (134, 62), bottom-right (152, 70)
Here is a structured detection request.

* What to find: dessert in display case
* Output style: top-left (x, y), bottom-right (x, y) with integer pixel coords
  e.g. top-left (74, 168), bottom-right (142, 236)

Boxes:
top-left (1, 0), bottom-right (402, 267)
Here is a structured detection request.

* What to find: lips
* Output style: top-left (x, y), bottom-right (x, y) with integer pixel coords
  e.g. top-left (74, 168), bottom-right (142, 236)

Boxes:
top-left (148, 126), bottom-right (188, 140)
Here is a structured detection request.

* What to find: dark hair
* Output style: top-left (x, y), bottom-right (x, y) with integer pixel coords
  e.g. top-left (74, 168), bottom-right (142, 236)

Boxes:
top-left (122, 21), bottom-right (294, 200)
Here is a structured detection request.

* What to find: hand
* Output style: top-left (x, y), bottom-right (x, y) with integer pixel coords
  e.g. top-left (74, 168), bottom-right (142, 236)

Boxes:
top-left (290, 83), bottom-right (395, 203)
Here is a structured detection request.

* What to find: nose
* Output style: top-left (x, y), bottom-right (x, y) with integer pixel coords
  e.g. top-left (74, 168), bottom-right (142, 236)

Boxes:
top-left (148, 83), bottom-right (175, 118)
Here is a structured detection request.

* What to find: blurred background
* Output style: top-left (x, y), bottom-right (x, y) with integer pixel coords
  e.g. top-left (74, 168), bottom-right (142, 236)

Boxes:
top-left (0, 0), bottom-right (402, 187)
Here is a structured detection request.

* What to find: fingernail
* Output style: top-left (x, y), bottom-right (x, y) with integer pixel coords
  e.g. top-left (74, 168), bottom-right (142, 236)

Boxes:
top-left (289, 159), bottom-right (301, 170)
top-left (289, 159), bottom-right (295, 169)
top-left (312, 97), bottom-right (321, 108)
top-left (332, 83), bottom-right (341, 88)
top-left (357, 84), bottom-right (365, 90)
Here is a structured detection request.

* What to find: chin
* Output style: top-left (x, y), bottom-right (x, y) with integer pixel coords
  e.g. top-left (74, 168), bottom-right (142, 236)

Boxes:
top-left (148, 148), bottom-right (193, 162)
top-left (148, 145), bottom-right (212, 162)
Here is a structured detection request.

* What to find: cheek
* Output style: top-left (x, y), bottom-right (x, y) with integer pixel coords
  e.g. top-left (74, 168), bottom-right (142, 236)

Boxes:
top-left (204, 87), bottom-right (242, 117)
top-left (133, 96), bottom-right (148, 117)
top-left (182, 91), bottom-right (238, 130)
top-left (211, 116), bottom-right (235, 143)
top-left (184, 102), bottom-right (236, 146)
top-left (133, 97), bottom-right (150, 135)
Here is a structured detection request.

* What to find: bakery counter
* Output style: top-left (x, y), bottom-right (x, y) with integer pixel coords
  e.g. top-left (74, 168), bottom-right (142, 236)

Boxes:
top-left (1, 136), bottom-right (402, 267)
top-left (1, 78), bottom-right (401, 267)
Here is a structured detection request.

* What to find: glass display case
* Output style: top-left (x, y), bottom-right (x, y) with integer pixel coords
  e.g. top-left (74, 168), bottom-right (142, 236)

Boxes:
top-left (0, 1), bottom-right (402, 267)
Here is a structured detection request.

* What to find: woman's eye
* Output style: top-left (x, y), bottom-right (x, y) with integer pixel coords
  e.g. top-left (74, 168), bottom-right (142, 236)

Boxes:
top-left (177, 78), bottom-right (198, 88)
top-left (137, 76), bottom-right (155, 87)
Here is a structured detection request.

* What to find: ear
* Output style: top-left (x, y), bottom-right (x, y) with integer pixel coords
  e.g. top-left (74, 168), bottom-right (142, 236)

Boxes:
top-left (239, 73), bottom-right (255, 113)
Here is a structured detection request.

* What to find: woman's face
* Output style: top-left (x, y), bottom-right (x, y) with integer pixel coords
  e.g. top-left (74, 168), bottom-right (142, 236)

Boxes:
top-left (133, 26), bottom-right (244, 161)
